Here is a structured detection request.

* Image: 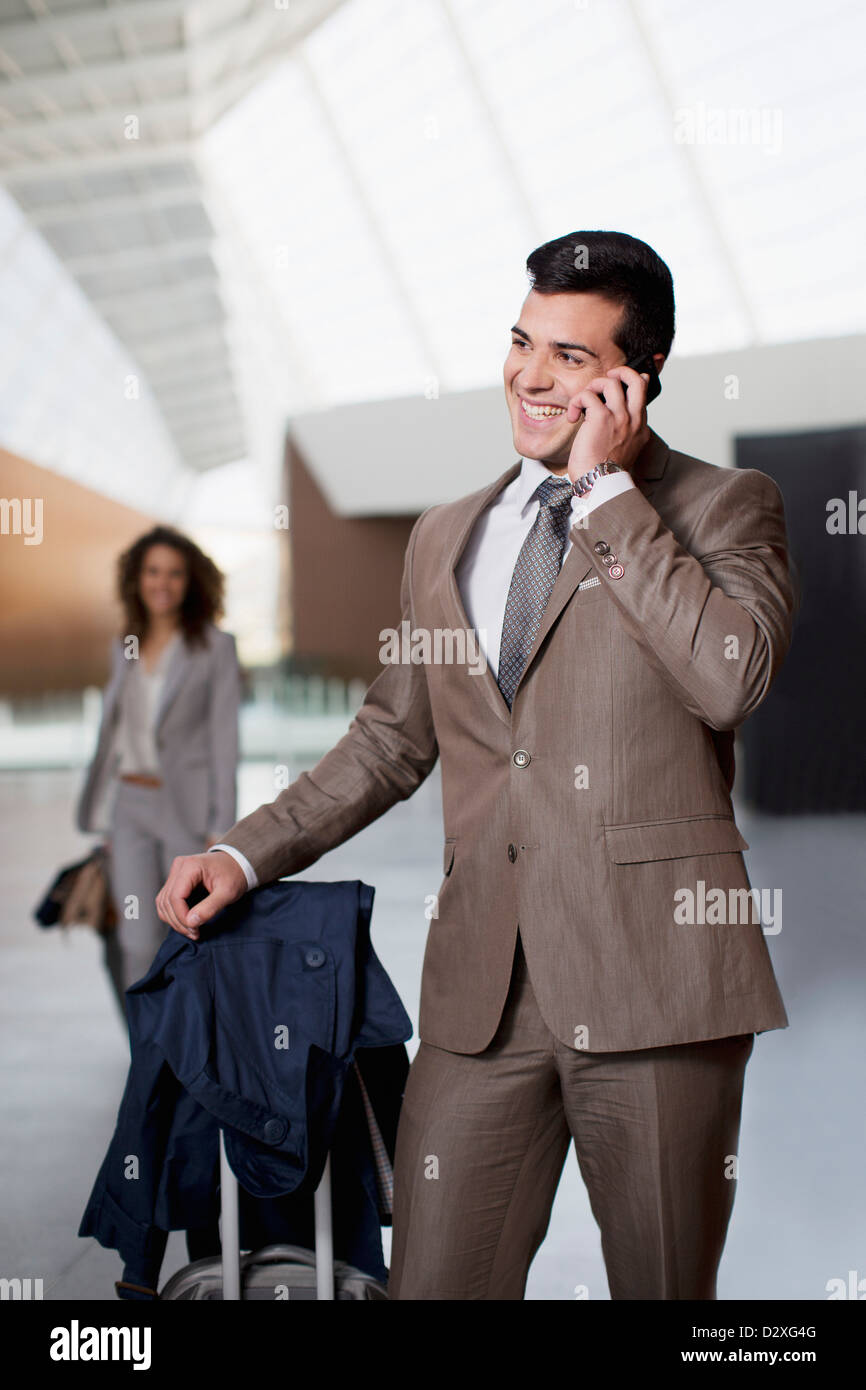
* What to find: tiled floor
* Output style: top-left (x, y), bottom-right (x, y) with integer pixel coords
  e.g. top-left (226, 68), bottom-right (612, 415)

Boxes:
top-left (1, 764), bottom-right (863, 1300)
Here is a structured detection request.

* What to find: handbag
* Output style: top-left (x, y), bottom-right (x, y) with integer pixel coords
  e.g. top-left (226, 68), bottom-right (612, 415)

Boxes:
top-left (34, 846), bottom-right (117, 936)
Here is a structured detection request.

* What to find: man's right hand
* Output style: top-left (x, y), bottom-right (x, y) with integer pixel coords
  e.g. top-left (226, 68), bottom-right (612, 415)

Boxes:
top-left (156, 851), bottom-right (248, 940)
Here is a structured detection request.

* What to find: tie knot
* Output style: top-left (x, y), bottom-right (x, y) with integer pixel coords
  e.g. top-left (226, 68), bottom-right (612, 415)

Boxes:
top-left (534, 476), bottom-right (573, 509)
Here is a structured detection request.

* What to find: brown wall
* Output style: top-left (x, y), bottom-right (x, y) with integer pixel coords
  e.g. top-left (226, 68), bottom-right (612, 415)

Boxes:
top-left (0, 448), bottom-right (155, 695)
top-left (287, 439), bottom-right (417, 684)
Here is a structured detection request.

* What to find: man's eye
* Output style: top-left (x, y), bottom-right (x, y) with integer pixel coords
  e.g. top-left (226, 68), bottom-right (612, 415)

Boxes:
top-left (558, 353), bottom-right (585, 365)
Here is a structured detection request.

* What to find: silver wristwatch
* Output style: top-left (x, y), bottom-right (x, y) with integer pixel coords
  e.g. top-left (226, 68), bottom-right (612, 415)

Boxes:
top-left (570, 459), bottom-right (622, 497)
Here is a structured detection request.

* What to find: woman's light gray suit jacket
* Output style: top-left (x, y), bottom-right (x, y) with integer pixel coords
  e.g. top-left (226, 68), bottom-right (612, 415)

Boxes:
top-left (76, 623), bottom-right (240, 843)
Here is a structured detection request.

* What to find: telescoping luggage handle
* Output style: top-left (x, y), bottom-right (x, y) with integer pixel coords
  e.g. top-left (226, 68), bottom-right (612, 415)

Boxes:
top-left (217, 1059), bottom-right (393, 1301)
top-left (218, 1130), bottom-right (335, 1301)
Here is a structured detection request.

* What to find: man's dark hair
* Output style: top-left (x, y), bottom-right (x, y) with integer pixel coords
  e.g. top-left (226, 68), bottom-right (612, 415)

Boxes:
top-left (525, 230), bottom-right (675, 362)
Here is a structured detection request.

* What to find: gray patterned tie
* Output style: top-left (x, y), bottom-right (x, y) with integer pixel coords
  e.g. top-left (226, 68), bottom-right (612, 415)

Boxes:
top-left (497, 475), bottom-right (574, 709)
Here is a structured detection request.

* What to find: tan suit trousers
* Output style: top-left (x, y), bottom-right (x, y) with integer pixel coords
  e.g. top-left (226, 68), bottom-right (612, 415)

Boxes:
top-left (389, 930), bottom-right (754, 1300)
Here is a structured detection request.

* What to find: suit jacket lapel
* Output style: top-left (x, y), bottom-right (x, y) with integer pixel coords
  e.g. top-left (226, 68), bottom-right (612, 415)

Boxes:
top-left (100, 641), bottom-right (131, 730)
top-left (154, 633), bottom-right (190, 730)
top-left (630, 424), bottom-right (669, 500)
top-left (440, 462), bottom-right (521, 727)
top-left (513, 429), bottom-right (671, 695)
top-left (440, 429), bottom-right (671, 722)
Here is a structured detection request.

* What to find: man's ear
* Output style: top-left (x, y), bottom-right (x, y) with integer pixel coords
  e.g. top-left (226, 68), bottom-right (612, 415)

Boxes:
top-left (652, 352), bottom-right (666, 375)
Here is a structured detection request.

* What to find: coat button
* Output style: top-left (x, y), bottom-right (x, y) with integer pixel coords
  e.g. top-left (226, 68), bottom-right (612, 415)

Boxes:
top-left (507, 844), bottom-right (517, 863)
top-left (512, 749), bottom-right (531, 768)
top-left (593, 541), bottom-right (610, 555)
top-left (602, 552), bottom-right (618, 566)
top-left (608, 564), bottom-right (625, 580)
top-left (304, 947), bottom-right (326, 968)
top-left (262, 1118), bottom-right (287, 1144)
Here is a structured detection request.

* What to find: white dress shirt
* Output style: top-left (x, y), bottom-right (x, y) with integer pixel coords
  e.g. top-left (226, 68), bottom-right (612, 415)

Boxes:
top-left (213, 458), bottom-right (634, 892)
top-left (111, 634), bottom-right (180, 775)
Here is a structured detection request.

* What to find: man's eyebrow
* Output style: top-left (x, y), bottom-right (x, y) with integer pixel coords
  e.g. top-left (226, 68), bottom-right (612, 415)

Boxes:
top-left (510, 325), bottom-right (599, 358)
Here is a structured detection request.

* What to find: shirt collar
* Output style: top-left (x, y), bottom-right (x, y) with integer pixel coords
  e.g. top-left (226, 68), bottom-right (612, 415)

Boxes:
top-left (514, 455), bottom-right (572, 514)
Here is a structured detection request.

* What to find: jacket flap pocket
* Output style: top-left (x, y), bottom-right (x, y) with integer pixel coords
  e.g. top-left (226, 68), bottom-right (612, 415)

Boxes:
top-left (604, 815), bottom-right (749, 864)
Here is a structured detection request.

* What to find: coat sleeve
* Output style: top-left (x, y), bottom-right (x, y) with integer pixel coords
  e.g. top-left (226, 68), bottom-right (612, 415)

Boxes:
top-left (569, 466), bottom-right (796, 732)
top-left (216, 514), bottom-right (440, 886)
top-left (206, 630), bottom-right (242, 841)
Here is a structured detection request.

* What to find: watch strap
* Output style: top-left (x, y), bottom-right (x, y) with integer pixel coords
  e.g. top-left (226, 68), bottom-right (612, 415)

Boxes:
top-left (571, 459), bottom-right (622, 497)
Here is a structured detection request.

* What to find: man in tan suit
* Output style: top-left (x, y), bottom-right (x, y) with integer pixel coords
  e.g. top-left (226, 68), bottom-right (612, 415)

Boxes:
top-left (157, 230), bottom-right (794, 1300)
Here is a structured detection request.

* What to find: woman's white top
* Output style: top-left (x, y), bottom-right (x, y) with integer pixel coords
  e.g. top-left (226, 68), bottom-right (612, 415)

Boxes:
top-left (112, 634), bottom-right (181, 776)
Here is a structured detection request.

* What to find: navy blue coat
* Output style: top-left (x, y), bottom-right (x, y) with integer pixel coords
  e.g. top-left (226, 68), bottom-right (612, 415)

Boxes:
top-left (78, 880), bottom-right (412, 1292)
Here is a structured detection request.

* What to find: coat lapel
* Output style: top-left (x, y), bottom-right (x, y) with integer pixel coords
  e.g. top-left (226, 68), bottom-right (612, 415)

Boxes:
top-left (440, 429), bottom-right (671, 724)
top-left (100, 642), bottom-right (131, 729)
top-left (440, 462), bottom-right (521, 727)
top-left (513, 429), bottom-right (671, 695)
top-left (153, 633), bottom-right (191, 730)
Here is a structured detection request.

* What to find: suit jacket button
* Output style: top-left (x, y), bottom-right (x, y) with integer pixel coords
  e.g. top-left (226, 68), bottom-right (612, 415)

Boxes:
top-left (512, 750), bottom-right (531, 768)
top-left (602, 552), bottom-right (618, 566)
top-left (305, 947), bottom-right (326, 968)
top-left (263, 1118), bottom-right (287, 1144)
top-left (608, 564), bottom-right (625, 579)
top-left (593, 541), bottom-right (610, 555)
top-left (507, 844), bottom-right (517, 863)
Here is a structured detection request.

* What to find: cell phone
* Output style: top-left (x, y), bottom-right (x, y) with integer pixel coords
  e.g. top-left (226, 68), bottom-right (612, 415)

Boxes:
top-left (622, 352), bottom-right (662, 403)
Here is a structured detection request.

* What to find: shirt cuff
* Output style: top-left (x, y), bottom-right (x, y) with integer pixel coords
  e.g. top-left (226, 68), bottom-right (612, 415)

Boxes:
top-left (208, 843), bottom-right (258, 891)
top-left (570, 468), bottom-right (636, 519)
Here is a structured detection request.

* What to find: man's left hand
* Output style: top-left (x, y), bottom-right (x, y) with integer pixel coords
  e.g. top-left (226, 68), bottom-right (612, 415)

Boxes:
top-left (566, 366), bottom-right (651, 481)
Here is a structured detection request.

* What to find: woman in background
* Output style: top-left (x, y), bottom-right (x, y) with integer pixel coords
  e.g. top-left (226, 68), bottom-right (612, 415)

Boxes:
top-left (77, 526), bottom-right (241, 1017)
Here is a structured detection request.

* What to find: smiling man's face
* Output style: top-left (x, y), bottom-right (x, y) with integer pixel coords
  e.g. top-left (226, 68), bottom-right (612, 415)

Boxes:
top-left (503, 289), bottom-right (629, 471)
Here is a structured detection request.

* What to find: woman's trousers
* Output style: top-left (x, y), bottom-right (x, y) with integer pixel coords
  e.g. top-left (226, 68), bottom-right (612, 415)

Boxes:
top-left (103, 779), bottom-right (203, 1019)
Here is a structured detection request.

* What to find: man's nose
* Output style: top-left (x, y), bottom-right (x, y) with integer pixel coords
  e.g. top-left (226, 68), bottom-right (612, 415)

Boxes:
top-left (517, 359), bottom-right (554, 391)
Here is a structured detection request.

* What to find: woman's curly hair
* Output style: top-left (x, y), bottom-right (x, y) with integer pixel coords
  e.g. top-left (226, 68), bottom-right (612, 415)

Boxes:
top-left (117, 526), bottom-right (225, 646)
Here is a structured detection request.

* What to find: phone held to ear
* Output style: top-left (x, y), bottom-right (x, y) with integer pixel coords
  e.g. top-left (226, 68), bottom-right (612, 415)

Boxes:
top-left (596, 352), bottom-right (662, 405)
top-left (623, 352), bottom-right (662, 403)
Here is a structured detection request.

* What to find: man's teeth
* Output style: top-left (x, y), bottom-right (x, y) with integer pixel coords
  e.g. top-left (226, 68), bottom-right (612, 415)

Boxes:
top-left (521, 401), bottom-right (565, 419)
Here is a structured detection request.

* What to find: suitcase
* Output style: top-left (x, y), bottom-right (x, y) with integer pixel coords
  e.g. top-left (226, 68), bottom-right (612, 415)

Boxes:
top-left (159, 1131), bottom-right (389, 1301)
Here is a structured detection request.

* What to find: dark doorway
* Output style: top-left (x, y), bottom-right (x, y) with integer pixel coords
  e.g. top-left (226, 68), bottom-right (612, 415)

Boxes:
top-left (736, 426), bottom-right (866, 813)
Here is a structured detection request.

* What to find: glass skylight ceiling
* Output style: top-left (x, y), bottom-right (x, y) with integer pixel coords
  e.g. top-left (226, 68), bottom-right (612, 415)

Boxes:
top-left (204, 0), bottom-right (866, 416)
top-left (2, 0), bottom-right (864, 509)
top-left (0, 183), bottom-right (183, 513)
